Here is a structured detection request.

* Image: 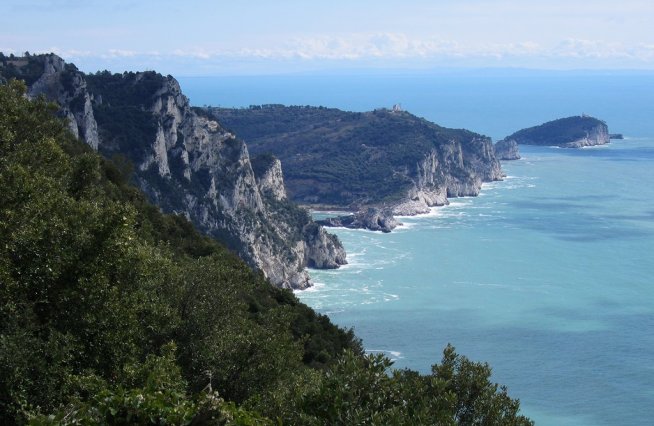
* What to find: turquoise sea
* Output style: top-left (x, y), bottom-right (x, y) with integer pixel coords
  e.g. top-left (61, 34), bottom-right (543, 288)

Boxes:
top-left (180, 71), bottom-right (654, 425)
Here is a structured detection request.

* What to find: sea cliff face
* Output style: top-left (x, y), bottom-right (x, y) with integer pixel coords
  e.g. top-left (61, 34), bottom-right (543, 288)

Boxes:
top-left (563, 123), bottom-right (609, 148)
top-left (26, 54), bottom-right (100, 150)
top-left (2, 54), bottom-right (345, 289)
top-left (494, 139), bottom-right (521, 160)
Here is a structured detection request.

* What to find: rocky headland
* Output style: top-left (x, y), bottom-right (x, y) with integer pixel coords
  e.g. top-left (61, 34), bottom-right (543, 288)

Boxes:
top-left (1, 53), bottom-right (346, 289)
top-left (494, 139), bottom-right (521, 160)
top-left (213, 105), bottom-right (504, 230)
top-left (505, 115), bottom-right (610, 148)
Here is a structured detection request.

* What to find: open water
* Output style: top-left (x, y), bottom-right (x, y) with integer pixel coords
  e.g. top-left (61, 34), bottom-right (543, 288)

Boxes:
top-left (180, 71), bottom-right (654, 425)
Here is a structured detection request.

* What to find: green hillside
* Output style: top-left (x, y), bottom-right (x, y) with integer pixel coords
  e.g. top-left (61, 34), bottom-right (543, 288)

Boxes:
top-left (0, 80), bottom-right (531, 425)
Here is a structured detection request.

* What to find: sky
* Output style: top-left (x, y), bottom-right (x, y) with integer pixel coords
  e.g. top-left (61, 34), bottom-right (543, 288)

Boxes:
top-left (2, 0), bottom-right (654, 75)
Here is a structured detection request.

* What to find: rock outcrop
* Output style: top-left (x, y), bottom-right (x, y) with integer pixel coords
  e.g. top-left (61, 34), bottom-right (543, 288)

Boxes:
top-left (316, 208), bottom-right (401, 233)
top-left (303, 223), bottom-right (347, 267)
top-left (2, 54), bottom-right (346, 289)
top-left (494, 139), bottom-right (521, 160)
top-left (26, 54), bottom-right (100, 150)
top-left (505, 115), bottom-right (610, 148)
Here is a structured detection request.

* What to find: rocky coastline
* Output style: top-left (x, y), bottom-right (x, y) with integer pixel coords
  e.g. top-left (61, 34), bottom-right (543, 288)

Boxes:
top-left (316, 208), bottom-right (401, 233)
top-left (4, 53), bottom-right (346, 289)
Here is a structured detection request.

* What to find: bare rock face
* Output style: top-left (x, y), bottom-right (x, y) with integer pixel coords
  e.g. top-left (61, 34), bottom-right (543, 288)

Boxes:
top-left (391, 136), bottom-right (503, 216)
top-left (11, 54), bottom-right (346, 289)
top-left (125, 76), bottom-right (345, 289)
top-left (303, 223), bottom-right (347, 267)
top-left (28, 54), bottom-right (100, 150)
top-left (563, 123), bottom-right (610, 148)
top-left (494, 139), bottom-right (521, 160)
top-left (251, 155), bottom-right (287, 201)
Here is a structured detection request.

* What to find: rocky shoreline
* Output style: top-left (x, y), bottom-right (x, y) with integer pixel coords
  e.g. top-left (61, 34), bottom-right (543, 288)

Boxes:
top-left (316, 207), bottom-right (401, 233)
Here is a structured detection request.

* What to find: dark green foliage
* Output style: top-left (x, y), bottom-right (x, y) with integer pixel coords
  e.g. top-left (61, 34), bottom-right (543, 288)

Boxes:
top-left (86, 71), bottom-right (166, 163)
top-left (0, 54), bottom-right (45, 86)
top-left (94, 104), bottom-right (158, 163)
top-left (0, 78), bottom-right (531, 425)
top-left (259, 347), bottom-right (533, 426)
top-left (250, 153), bottom-right (277, 179)
top-left (86, 70), bottom-right (165, 108)
top-left (0, 80), bottom-right (359, 424)
top-left (505, 115), bottom-right (608, 146)
top-left (28, 343), bottom-right (266, 425)
top-left (212, 105), bottom-right (488, 206)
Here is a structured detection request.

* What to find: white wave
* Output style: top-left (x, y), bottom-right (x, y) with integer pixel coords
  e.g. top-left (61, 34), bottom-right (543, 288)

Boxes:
top-left (310, 210), bottom-right (353, 215)
top-left (383, 294), bottom-right (400, 301)
top-left (581, 144), bottom-right (610, 149)
top-left (394, 221), bottom-right (416, 230)
top-left (294, 282), bottom-right (326, 294)
top-left (447, 201), bottom-right (469, 208)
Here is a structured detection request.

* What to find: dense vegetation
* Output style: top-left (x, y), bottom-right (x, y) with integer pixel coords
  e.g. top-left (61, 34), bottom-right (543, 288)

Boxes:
top-left (504, 115), bottom-right (607, 146)
top-left (0, 52), bottom-right (45, 86)
top-left (85, 71), bottom-right (165, 163)
top-left (1, 80), bottom-right (532, 424)
top-left (212, 105), bottom-right (488, 207)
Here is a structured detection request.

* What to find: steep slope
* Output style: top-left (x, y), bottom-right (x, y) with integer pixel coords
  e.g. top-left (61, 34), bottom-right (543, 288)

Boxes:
top-left (213, 105), bottom-right (503, 214)
top-left (494, 138), bottom-right (521, 160)
top-left (504, 115), bottom-right (610, 148)
top-left (0, 54), bottom-right (345, 288)
top-left (0, 80), bottom-right (362, 422)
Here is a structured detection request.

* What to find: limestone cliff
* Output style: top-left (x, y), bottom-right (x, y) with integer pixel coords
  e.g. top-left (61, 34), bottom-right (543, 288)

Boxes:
top-left (2, 54), bottom-right (346, 289)
top-left (25, 54), bottom-right (100, 149)
top-left (391, 137), bottom-right (503, 215)
top-left (494, 139), bottom-right (521, 160)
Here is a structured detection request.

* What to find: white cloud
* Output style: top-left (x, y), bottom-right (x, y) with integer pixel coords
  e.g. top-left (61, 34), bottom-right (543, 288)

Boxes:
top-left (105, 49), bottom-right (138, 58)
top-left (24, 33), bottom-right (654, 76)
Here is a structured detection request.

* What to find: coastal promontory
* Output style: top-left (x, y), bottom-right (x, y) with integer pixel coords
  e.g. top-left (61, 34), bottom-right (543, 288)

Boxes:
top-left (213, 105), bottom-right (503, 219)
top-left (504, 115), bottom-right (610, 148)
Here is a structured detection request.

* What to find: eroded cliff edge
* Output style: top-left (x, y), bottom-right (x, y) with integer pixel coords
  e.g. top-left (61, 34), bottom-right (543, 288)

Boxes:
top-left (1, 53), bottom-right (345, 288)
